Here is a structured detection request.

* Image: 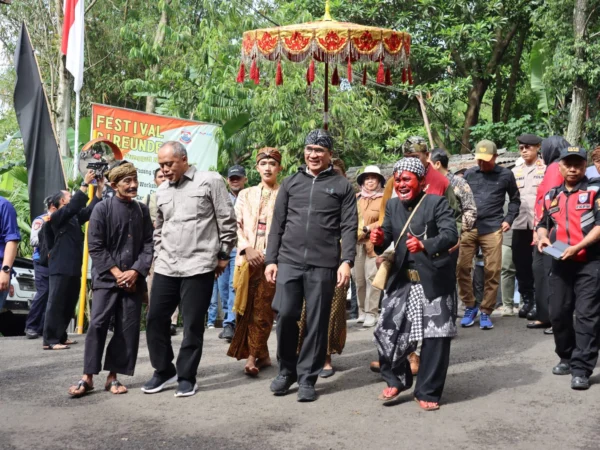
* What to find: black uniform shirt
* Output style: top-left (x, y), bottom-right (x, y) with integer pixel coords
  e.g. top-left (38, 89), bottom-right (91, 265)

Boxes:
top-left (464, 164), bottom-right (521, 235)
top-left (88, 196), bottom-right (154, 289)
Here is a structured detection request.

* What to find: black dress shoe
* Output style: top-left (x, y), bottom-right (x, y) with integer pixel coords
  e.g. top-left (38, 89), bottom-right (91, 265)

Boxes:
top-left (552, 362), bottom-right (571, 376)
top-left (571, 376), bottom-right (590, 390)
top-left (297, 384), bottom-right (317, 402)
top-left (527, 321), bottom-right (551, 329)
top-left (526, 306), bottom-right (538, 321)
top-left (219, 325), bottom-right (234, 342)
top-left (544, 327), bottom-right (553, 335)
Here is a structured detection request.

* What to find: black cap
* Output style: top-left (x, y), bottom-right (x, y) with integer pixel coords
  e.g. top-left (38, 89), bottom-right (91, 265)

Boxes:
top-left (227, 165), bottom-right (246, 178)
top-left (517, 134), bottom-right (543, 145)
top-left (557, 146), bottom-right (587, 162)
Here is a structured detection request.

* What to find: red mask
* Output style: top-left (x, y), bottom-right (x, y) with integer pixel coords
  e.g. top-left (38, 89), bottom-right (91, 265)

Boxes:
top-left (394, 171), bottom-right (423, 203)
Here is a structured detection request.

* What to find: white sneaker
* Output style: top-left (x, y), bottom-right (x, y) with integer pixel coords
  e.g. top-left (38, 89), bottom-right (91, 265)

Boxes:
top-left (357, 313), bottom-right (366, 324)
top-left (501, 306), bottom-right (516, 317)
top-left (207, 324), bottom-right (215, 329)
top-left (362, 314), bottom-right (377, 328)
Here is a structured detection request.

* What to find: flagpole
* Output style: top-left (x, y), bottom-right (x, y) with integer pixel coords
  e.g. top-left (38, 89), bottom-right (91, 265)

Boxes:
top-left (72, 90), bottom-right (81, 180)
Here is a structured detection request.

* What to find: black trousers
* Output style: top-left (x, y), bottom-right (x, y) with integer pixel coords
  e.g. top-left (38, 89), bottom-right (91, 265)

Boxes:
top-left (511, 229), bottom-right (535, 298)
top-left (25, 262), bottom-right (49, 334)
top-left (532, 246), bottom-right (552, 323)
top-left (549, 259), bottom-right (600, 377)
top-left (380, 337), bottom-right (451, 403)
top-left (83, 288), bottom-right (143, 376)
top-left (43, 274), bottom-right (81, 346)
top-left (272, 263), bottom-right (336, 386)
top-left (146, 271), bottom-right (214, 384)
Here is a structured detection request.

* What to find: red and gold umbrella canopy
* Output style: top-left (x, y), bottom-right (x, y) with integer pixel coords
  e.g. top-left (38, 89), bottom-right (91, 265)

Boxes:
top-left (237, 2), bottom-right (413, 127)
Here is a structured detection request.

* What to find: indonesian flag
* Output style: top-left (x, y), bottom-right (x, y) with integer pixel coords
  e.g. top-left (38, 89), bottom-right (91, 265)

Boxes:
top-left (61, 0), bottom-right (85, 92)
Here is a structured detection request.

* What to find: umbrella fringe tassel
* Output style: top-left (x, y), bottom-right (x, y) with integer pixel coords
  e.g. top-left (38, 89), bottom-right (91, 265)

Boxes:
top-left (236, 62), bottom-right (245, 83)
top-left (276, 60), bottom-right (283, 86)
top-left (347, 58), bottom-right (353, 83)
top-left (362, 66), bottom-right (367, 85)
top-left (385, 67), bottom-right (392, 85)
top-left (376, 60), bottom-right (385, 84)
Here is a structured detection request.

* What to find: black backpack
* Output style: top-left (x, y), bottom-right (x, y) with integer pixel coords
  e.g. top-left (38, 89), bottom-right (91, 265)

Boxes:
top-left (37, 220), bottom-right (56, 267)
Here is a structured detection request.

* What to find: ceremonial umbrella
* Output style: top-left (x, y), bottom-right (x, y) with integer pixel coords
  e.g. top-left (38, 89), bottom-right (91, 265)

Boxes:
top-left (237, 0), bottom-right (412, 129)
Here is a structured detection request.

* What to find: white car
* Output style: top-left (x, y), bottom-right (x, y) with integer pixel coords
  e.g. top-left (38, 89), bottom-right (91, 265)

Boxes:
top-left (4, 258), bottom-right (36, 315)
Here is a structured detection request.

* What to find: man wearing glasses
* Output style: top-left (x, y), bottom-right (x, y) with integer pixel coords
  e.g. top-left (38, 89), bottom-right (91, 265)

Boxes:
top-left (511, 134), bottom-right (546, 322)
top-left (265, 129), bottom-right (357, 402)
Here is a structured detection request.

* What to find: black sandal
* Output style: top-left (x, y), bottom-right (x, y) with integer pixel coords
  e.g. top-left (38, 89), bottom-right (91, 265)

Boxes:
top-left (43, 343), bottom-right (70, 350)
top-left (105, 380), bottom-right (128, 395)
top-left (68, 380), bottom-right (94, 398)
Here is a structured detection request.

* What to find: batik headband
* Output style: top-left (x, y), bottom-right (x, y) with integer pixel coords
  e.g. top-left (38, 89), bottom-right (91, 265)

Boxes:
top-left (256, 147), bottom-right (282, 164)
top-left (305, 129), bottom-right (334, 151)
top-left (107, 161), bottom-right (137, 183)
top-left (393, 158), bottom-right (426, 178)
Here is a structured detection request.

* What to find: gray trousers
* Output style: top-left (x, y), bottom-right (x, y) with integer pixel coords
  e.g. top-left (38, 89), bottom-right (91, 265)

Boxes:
top-left (272, 263), bottom-right (336, 386)
top-left (501, 244), bottom-right (516, 308)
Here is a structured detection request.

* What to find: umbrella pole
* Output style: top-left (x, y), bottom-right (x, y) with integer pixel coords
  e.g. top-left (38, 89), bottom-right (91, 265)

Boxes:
top-left (324, 62), bottom-right (329, 130)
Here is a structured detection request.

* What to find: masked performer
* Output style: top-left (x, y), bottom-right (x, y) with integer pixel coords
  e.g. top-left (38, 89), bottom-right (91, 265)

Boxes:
top-left (370, 158), bottom-right (458, 410)
top-left (68, 161), bottom-right (153, 397)
top-left (227, 148), bottom-right (282, 375)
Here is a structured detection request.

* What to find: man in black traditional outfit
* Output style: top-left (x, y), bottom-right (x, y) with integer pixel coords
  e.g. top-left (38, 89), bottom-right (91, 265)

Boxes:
top-left (68, 161), bottom-right (153, 397)
top-left (370, 158), bottom-right (458, 410)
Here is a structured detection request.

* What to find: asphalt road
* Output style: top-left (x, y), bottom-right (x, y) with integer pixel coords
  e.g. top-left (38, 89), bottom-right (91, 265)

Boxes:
top-left (1, 316), bottom-right (599, 450)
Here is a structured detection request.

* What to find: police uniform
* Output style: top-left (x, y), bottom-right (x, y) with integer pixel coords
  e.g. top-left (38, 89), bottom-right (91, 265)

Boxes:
top-left (538, 147), bottom-right (600, 386)
top-left (24, 213), bottom-right (50, 336)
top-left (511, 147), bottom-right (546, 314)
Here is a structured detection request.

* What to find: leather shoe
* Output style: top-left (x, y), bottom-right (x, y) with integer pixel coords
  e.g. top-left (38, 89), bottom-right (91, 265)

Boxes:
top-left (526, 306), bottom-right (537, 321)
top-left (571, 376), bottom-right (590, 390)
top-left (25, 329), bottom-right (39, 339)
top-left (527, 321), bottom-right (551, 329)
top-left (552, 362), bottom-right (571, 376)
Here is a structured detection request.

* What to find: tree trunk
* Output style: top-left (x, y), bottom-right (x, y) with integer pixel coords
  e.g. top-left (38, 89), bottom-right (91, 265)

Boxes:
top-left (502, 29), bottom-right (527, 123)
top-left (53, 0), bottom-right (72, 157)
top-left (461, 79), bottom-right (489, 153)
top-left (145, 5), bottom-right (169, 114)
top-left (492, 67), bottom-right (503, 123)
top-left (566, 0), bottom-right (589, 145)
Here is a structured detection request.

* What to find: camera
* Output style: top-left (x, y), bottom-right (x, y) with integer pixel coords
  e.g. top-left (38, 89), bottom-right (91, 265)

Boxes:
top-left (86, 161), bottom-right (109, 179)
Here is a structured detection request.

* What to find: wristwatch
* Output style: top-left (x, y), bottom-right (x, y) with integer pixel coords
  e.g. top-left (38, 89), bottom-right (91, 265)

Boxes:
top-left (81, 182), bottom-right (89, 187)
top-left (341, 259), bottom-right (354, 268)
top-left (1, 265), bottom-right (11, 274)
top-left (217, 251), bottom-right (230, 261)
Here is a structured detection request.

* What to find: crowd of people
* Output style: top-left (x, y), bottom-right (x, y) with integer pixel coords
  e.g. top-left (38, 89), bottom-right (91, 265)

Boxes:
top-left (1, 128), bottom-right (600, 408)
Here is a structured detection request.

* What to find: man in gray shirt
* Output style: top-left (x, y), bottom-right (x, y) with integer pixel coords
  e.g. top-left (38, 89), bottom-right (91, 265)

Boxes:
top-left (142, 141), bottom-right (237, 398)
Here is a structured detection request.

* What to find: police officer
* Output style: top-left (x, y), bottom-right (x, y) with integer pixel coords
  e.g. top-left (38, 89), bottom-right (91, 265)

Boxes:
top-left (24, 196), bottom-right (56, 339)
top-left (511, 134), bottom-right (545, 321)
top-left (537, 147), bottom-right (600, 390)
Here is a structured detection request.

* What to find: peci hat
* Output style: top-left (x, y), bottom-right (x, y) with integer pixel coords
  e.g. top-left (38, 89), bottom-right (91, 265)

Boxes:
top-left (402, 136), bottom-right (428, 155)
top-left (557, 146), bottom-right (587, 162)
top-left (474, 140), bottom-right (498, 162)
top-left (227, 165), bottom-right (246, 178)
top-left (517, 134), bottom-right (543, 146)
top-left (357, 165), bottom-right (386, 187)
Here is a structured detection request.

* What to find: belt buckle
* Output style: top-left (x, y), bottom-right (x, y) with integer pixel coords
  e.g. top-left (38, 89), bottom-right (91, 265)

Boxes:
top-left (407, 269), bottom-right (420, 283)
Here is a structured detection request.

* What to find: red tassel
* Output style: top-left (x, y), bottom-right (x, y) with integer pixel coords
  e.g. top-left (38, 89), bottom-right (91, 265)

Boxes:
top-left (250, 59), bottom-right (257, 81)
top-left (401, 68), bottom-right (407, 84)
top-left (306, 66), bottom-right (311, 85)
top-left (408, 67), bottom-right (413, 85)
top-left (275, 60), bottom-right (283, 86)
top-left (385, 68), bottom-right (392, 85)
top-left (331, 66), bottom-right (340, 86)
top-left (236, 62), bottom-right (245, 83)
top-left (254, 64), bottom-right (260, 85)
top-left (376, 61), bottom-right (385, 84)
top-left (347, 59), bottom-right (353, 83)
top-left (362, 66), bottom-right (367, 85)
top-left (308, 59), bottom-right (315, 84)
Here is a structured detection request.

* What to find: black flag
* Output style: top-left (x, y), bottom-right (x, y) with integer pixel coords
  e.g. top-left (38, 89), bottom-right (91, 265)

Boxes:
top-left (13, 22), bottom-right (67, 221)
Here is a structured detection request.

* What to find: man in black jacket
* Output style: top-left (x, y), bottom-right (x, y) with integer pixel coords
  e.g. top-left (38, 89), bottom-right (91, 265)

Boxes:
top-left (265, 129), bottom-right (357, 402)
top-left (370, 158), bottom-right (458, 410)
top-left (42, 170), bottom-right (103, 350)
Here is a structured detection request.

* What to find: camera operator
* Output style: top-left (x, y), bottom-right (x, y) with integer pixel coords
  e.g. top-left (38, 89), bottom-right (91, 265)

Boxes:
top-left (42, 170), bottom-right (104, 350)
